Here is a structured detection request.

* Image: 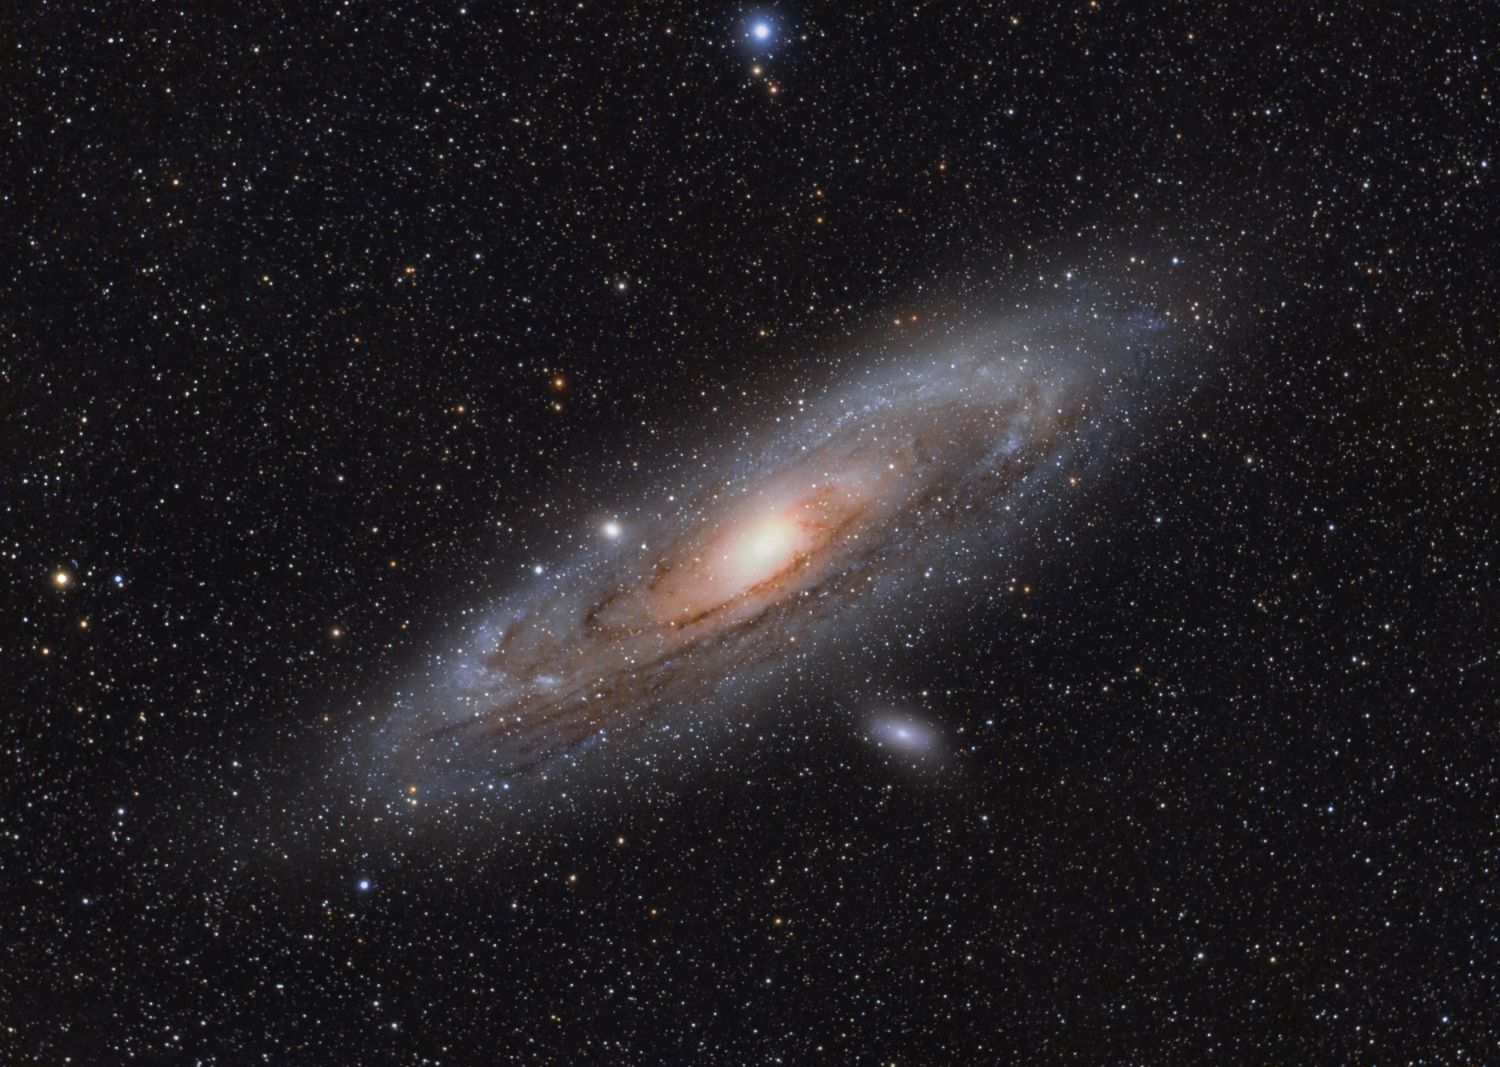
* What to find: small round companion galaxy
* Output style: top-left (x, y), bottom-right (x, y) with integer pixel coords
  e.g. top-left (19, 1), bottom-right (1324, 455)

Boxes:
top-left (866, 711), bottom-right (944, 763)
top-left (368, 309), bottom-right (1159, 796)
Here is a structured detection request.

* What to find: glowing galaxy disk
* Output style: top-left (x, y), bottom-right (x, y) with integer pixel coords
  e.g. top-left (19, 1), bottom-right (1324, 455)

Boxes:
top-left (365, 307), bottom-right (1169, 797)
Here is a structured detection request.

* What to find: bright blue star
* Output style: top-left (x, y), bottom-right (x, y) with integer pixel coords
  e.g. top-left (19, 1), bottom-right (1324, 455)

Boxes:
top-left (749, 20), bottom-right (772, 43)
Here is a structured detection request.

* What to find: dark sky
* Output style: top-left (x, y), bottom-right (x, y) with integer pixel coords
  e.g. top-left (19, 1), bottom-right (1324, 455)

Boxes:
top-left (6, 2), bottom-right (1497, 1062)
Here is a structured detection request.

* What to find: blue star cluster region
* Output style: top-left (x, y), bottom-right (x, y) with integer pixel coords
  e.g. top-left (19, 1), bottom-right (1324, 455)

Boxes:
top-left (5, 3), bottom-right (1497, 1063)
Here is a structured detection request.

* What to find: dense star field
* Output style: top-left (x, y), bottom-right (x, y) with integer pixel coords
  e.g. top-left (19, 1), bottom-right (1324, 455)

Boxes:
top-left (5, 2), bottom-right (1497, 1062)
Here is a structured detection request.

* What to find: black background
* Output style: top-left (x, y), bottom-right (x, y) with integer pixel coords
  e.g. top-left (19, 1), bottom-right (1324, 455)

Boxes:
top-left (5, 2), bottom-right (1496, 1062)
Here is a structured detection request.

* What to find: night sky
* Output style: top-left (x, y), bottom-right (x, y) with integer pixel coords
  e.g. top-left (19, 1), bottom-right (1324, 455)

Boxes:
top-left (7, 3), bottom-right (1498, 1062)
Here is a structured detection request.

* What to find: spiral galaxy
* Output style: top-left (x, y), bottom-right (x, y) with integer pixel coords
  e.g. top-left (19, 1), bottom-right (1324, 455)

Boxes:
top-left (367, 306), bottom-right (1166, 797)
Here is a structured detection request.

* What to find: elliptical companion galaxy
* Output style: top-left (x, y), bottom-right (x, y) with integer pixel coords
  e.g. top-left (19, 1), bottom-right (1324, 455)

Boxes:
top-left (367, 304), bottom-right (1167, 798)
